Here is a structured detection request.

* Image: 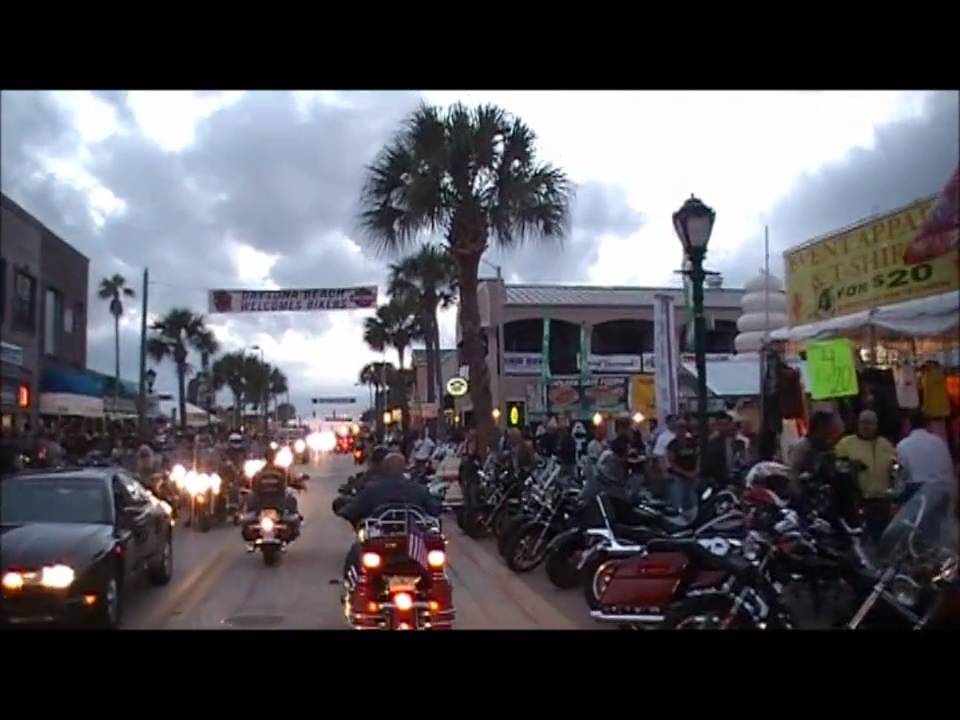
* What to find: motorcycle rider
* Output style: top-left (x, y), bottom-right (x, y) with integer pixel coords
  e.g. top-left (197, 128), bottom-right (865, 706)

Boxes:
top-left (332, 444), bottom-right (390, 516)
top-left (244, 446), bottom-right (303, 528)
top-left (335, 452), bottom-right (444, 577)
top-left (506, 427), bottom-right (538, 477)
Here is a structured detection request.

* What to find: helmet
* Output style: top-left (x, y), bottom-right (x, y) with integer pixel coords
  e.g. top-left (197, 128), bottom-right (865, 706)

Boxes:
top-left (369, 445), bottom-right (389, 466)
top-left (744, 461), bottom-right (793, 496)
top-left (228, 433), bottom-right (245, 449)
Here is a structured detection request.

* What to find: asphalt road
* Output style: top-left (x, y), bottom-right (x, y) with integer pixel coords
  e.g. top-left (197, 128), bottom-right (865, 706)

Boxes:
top-left (124, 455), bottom-right (597, 630)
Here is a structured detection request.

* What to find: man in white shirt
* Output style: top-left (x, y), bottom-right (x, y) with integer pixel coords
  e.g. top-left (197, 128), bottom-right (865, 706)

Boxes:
top-left (413, 429), bottom-right (436, 463)
top-left (652, 414), bottom-right (677, 470)
top-left (896, 410), bottom-right (956, 500)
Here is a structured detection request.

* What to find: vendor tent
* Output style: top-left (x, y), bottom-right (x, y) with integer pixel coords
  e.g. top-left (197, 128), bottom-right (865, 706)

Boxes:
top-left (158, 398), bottom-right (213, 427)
top-left (770, 290), bottom-right (959, 343)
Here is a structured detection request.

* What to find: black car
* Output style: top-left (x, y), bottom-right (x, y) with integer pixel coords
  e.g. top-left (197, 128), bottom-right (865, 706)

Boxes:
top-left (1, 467), bottom-right (174, 628)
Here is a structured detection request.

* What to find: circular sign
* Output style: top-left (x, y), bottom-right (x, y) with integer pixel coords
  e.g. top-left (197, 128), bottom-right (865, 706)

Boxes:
top-left (509, 406), bottom-right (520, 426)
top-left (446, 376), bottom-right (469, 397)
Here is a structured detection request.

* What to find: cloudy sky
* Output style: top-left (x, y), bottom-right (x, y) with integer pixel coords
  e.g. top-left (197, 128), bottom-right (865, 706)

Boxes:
top-left (2, 90), bottom-right (957, 416)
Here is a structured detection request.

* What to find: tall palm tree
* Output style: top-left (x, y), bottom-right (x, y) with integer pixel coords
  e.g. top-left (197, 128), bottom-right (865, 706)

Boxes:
top-left (363, 298), bottom-right (420, 431)
top-left (212, 351), bottom-right (248, 429)
top-left (359, 103), bottom-right (572, 449)
top-left (195, 328), bottom-right (219, 412)
top-left (268, 367), bottom-right (288, 421)
top-left (389, 245), bottom-right (457, 437)
top-left (147, 308), bottom-right (213, 430)
top-left (241, 355), bottom-right (271, 424)
top-left (358, 360), bottom-right (396, 434)
top-left (98, 274), bottom-right (135, 415)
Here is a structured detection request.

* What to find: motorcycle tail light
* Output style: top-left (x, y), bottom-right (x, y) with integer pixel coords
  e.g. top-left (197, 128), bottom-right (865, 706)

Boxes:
top-left (397, 622), bottom-right (412, 630)
top-left (361, 552), bottom-right (382, 570)
top-left (393, 592), bottom-right (413, 612)
top-left (427, 550), bottom-right (446, 569)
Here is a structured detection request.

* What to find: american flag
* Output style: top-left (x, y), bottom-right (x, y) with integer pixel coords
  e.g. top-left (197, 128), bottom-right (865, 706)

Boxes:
top-left (407, 526), bottom-right (430, 571)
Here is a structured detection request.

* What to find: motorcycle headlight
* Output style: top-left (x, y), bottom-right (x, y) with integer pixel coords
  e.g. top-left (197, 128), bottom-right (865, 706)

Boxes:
top-left (41, 564), bottom-right (75, 589)
top-left (294, 439), bottom-right (306, 454)
top-left (260, 516), bottom-right (275, 533)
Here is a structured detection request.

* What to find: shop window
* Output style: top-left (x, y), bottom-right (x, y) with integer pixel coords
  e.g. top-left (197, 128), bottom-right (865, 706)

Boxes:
top-left (64, 305), bottom-right (74, 334)
top-left (548, 320), bottom-right (580, 375)
top-left (503, 319), bottom-right (543, 353)
top-left (14, 270), bottom-right (36, 332)
top-left (591, 319), bottom-right (652, 355)
top-left (44, 287), bottom-right (63, 356)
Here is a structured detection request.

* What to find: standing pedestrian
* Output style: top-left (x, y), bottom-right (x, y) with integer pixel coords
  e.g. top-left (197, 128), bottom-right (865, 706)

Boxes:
top-left (835, 410), bottom-right (896, 542)
top-left (665, 417), bottom-right (699, 512)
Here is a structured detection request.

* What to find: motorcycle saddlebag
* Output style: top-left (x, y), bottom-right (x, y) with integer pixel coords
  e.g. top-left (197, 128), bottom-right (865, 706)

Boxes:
top-left (597, 551), bottom-right (688, 608)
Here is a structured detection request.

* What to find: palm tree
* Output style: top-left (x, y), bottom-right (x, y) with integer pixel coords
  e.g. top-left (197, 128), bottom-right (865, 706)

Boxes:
top-left (358, 360), bottom-right (396, 434)
top-left (389, 245), bottom-right (457, 436)
top-left (242, 356), bottom-right (271, 423)
top-left (363, 298), bottom-right (421, 431)
top-left (212, 351), bottom-right (248, 429)
top-left (98, 274), bottom-right (135, 415)
top-left (268, 367), bottom-right (288, 421)
top-left (147, 308), bottom-right (214, 430)
top-left (359, 103), bottom-right (572, 449)
top-left (195, 328), bottom-right (219, 412)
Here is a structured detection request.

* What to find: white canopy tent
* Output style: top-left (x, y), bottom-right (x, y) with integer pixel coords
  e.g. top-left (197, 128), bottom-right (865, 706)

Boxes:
top-left (770, 290), bottom-right (959, 343)
top-left (158, 398), bottom-right (215, 428)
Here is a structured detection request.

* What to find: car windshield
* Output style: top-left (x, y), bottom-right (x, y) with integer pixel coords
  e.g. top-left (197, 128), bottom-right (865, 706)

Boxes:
top-left (876, 483), bottom-right (959, 563)
top-left (1, 476), bottom-right (113, 525)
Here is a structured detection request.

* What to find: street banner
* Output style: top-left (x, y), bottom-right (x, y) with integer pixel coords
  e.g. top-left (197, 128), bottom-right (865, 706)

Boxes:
top-left (653, 293), bottom-right (679, 425)
top-left (784, 196), bottom-right (959, 326)
top-left (579, 322), bottom-right (590, 386)
top-left (541, 316), bottom-right (552, 411)
top-left (208, 286), bottom-right (378, 314)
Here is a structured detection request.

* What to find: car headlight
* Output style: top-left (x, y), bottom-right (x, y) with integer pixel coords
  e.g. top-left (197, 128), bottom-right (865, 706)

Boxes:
top-left (2, 571), bottom-right (25, 592)
top-left (41, 564), bottom-right (75, 589)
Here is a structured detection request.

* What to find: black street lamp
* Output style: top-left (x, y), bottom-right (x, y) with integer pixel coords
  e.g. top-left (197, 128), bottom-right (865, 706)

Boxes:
top-left (145, 368), bottom-right (157, 393)
top-left (673, 194), bottom-right (716, 462)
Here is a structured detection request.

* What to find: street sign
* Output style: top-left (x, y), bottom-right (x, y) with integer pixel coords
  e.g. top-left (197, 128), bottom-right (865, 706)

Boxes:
top-left (312, 397), bottom-right (357, 404)
top-left (446, 377), bottom-right (468, 397)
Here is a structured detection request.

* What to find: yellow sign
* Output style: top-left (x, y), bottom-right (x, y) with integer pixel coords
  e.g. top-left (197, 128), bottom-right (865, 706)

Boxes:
top-left (629, 375), bottom-right (656, 418)
top-left (805, 339), bottom-right (859, 400)
top-left (784, 196), bottom-right (959, 325)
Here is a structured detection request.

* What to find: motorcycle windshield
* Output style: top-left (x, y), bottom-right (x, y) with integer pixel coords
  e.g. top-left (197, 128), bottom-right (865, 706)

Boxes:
top-left (876, 483), bottom-right (958, 563)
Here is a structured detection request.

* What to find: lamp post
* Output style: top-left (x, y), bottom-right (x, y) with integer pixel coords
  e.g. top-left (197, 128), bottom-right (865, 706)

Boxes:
top-left (672, 194), bottom-right (716, 463)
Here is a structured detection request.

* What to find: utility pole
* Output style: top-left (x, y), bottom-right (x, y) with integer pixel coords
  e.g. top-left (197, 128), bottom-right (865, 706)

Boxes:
top-left (137, 267), bottom-right (149, 436)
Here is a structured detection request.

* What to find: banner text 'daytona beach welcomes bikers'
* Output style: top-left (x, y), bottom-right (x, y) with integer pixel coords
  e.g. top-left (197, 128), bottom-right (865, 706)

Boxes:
top-left (207, 287), bottom-right (378, 314)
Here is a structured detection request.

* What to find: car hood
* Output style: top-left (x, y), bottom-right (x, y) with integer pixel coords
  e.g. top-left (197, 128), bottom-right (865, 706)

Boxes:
top-left (0, 523), bottom-right (114, 571)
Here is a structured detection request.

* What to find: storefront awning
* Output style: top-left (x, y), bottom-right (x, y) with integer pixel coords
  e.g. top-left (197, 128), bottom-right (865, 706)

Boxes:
top-left (770, 290), bottom-right (959, 343)
top-left (39, 392), bottom-right (105, 418)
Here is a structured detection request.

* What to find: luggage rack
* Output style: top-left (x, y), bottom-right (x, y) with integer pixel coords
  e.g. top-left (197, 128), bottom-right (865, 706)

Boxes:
top-left (361, 505), bottom-right (442, 539)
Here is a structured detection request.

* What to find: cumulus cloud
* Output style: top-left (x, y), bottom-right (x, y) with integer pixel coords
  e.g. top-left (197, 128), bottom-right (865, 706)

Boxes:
top-left (716, 91), bottom-right (959, 284)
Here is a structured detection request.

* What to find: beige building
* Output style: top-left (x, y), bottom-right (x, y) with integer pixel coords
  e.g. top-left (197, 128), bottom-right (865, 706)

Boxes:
top-left (438, 279), bottom-right (745, 426)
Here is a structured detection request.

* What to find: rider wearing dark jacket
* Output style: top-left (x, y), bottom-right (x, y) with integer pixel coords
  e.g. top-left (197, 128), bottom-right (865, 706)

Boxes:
top-left (338, 454), bottom-right (443, 526)
top-left (337, 453), bottom-right (444, 578)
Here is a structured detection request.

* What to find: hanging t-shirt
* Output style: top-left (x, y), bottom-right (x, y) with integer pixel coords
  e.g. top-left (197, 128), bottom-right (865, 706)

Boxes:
top-left (921, 363), bottom-right (950, 419)
top-left (894, 363), bottom-right (920, 409)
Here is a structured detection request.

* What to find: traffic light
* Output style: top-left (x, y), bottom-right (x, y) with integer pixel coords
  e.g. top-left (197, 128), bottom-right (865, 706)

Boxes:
top-left (505, 401), bottom-right (525, 428)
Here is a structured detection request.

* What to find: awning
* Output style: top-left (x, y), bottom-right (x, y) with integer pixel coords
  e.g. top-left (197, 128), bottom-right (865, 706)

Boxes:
top-left (39, 392), bottom-right (105, 418)
top-left (770, 290), bottom-right (959, 343)
top-left (681, 358), bottom-right (809, 398)
top-left (158, 398), bottom-right (213, 427)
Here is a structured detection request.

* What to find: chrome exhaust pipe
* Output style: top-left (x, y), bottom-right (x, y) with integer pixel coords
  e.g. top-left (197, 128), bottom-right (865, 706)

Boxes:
top-left (590, 610), bottom-right (665, 625)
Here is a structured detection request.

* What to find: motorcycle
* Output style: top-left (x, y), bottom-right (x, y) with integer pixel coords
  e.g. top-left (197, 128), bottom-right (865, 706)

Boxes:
top-left (240, 471), bottom-right (308, 566)
top-left (501, 482), bottom-right (583, 573)
top-left (580, 485), bottom-right (745, 610)
top-left (183, 469), bottom-right (222, 532)
top-left (342, 505), bottom-right (455, 630)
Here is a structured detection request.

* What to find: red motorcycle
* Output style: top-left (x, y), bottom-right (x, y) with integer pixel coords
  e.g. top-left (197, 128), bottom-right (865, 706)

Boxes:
top-left (588, 536), bottom-right (747, 628)
top-left (343, 506), bottom-right (455, 630)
